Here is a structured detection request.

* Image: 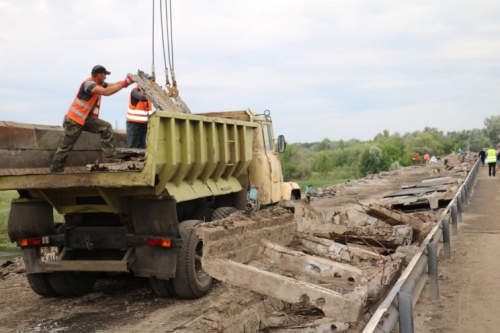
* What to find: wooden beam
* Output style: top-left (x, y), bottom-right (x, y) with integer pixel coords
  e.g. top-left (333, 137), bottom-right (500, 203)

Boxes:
top-left (294, 233), bottom-right (383, 263)
top-left (202, 258), bottom-right (365, 322)
top-left (257, 239), bottom-right (363, 287)
top-left (303, 220), bottom-right (412, 249)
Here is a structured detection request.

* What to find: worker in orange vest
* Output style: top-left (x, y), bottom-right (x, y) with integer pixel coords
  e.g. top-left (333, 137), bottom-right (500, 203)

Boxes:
top-left (412, 154), bottom-right (420, 165)
top-left (50, 65), bottom-right (134, 173)
top-left (423, 153), bottom-right (430, 165)
top-left (126, 74), bottom-right (153, 148)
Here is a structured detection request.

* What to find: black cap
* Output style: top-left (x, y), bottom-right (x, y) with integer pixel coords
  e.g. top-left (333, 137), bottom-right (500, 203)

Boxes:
top-left (91, 65), bottom-right (111, 75)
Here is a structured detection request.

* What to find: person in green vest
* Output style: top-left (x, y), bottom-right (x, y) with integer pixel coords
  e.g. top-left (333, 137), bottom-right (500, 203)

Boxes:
top-left (487, 146), bottom-right (497, 176)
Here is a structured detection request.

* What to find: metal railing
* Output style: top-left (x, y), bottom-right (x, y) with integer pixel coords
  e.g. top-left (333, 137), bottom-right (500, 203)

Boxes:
top-left (362, 158), bottom-right (480, 333)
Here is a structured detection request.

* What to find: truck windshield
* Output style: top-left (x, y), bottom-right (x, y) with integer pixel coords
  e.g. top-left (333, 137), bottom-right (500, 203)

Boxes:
top-left (263, 124), bottom-right (273, 151)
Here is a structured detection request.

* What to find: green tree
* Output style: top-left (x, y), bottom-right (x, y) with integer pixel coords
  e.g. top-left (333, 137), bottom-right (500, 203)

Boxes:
top-left (280, 144), bottom-right (311, 180)
top-left (314, 152), bottom-right (333, 178)
top-left (484, 115), bottom-right (500, 146)
top-left (358, 146), bottom-right (384, 177)
top-left (378, 143), bottom-right (403, 169)
top-left (315, 138), bottom-right (332, 152)
top-left (406, 132), bottom-right (443, 156)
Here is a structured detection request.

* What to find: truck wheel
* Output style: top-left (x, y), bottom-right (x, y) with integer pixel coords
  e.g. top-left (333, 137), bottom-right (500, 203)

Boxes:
top-left (47, 272), bottom-right (97, 297)
top-left (27, 273), bottom-right (58, 297)
top-left (211, 207), bottom-right (238, 221)
top-left (191, 207), bottom-right (215, 222)
top-left (172, 220), bottom-right (212, 298)
top-left (149, 277), bottom-right (177, 297)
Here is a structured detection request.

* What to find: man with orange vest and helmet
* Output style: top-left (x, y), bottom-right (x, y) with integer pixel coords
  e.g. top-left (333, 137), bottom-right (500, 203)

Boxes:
top-left (126, 73), bottom-right (153, 148)
top-left (50, 65), bottom-right (135, 173)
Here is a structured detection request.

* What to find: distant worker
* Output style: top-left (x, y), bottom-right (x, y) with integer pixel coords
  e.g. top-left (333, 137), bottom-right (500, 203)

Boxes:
top-left (126, 74), bottom-right (153, 148)
top-left (412, 153), bottom-right (420, 165)
top-left (423, 153), bottom-right (430, 165)
top-left (487, 146), bottom-right (497, 176)
top-left (479, 148), bottom-right (486, 167)
top-left (50, 65), bottom-right (135, 173)
top-left (496, 146), bottom-right (500, 173)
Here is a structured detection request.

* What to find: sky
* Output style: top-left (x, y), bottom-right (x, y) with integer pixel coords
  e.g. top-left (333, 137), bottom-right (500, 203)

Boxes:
top-left (1, 0), bottom-right (500, 143)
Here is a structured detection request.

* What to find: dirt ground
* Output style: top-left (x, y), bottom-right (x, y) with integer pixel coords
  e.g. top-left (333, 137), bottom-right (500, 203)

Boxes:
top-left (0, 163), bottom-right (459, 333)
top-left (413, 165), bottom-right (500, 333)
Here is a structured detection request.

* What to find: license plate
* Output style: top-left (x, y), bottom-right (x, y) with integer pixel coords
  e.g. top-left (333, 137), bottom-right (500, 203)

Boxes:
top-left (40, 246), bottom-right (59, 263)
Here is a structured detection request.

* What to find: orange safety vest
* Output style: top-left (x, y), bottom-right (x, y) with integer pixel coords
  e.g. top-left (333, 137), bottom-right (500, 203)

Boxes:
top-left (126, 87), bottom-right (153, 124)
top-left (66, 78), bottom-right (101, 125)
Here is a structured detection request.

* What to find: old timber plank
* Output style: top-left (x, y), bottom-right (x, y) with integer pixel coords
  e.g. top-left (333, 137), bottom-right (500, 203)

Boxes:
top-left (202, 258), bottom-right (366, 322)
top-left (257, 239), bottom-right (363, 287)
top-left (360, 202), bottom-right (433, 242)
top-left (196, 209), bottom-right (296, 263)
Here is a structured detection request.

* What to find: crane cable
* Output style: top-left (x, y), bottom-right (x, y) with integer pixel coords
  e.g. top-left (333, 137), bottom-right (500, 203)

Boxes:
top-left (153, 0), bottom-right (177, 97)
top-left (151, 0), bottom-right (155, 82)
top-left (165, 0), bottom-right (175, 88)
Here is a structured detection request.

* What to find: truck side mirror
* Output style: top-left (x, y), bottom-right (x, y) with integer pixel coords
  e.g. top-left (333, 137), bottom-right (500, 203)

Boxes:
top-left (277, 135), bottom-right (286, 153)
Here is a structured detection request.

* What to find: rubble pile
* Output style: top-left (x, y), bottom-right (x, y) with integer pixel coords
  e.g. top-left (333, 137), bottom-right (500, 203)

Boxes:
top-left (191, 154), bottom-right (475, 332)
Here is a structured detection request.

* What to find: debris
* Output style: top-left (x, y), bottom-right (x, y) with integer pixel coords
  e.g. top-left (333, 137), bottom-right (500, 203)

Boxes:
top-left (359, 202), bottom-right (433, 244)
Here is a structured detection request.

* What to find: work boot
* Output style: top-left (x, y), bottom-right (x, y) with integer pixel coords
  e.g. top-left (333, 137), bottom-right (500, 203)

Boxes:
top-left (102, 157), bottom-right (122, 164)
top-left (49, 162), bottom-right (64, 173)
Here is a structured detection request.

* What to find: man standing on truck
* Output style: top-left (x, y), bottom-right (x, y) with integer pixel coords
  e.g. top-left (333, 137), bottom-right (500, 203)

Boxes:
top-left (50, 65), bottom-right (135, 173)
top-left (126, 73), bottom-right (153, 148)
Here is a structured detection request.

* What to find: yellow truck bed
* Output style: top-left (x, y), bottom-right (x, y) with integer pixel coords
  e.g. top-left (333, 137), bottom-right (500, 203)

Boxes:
top-left (0, 111), bottom-right (258, 203)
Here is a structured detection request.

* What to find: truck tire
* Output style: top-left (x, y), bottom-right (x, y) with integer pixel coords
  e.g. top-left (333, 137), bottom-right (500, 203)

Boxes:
top-left (171, 220), bottom-right (212, 298)
top-left (149, 277), bottom-right (177, 297)
top-left (191, 207), bottom-right (215, 222)
top-left (47, 272), bottom-right (97, 297)
top-left (27, 273), bottom-right (58, 297)
top-left (211, 207), bottom-right (238, 221)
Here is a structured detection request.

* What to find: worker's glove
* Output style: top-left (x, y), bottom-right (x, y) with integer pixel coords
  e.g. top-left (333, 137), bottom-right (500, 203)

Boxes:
top-left (121, 75), bottom-right (135, 88)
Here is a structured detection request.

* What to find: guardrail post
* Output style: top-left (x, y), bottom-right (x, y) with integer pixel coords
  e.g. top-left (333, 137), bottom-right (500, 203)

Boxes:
top-left (451, 203), bottom-right (458, 232)
top-left (427, 243), bottom-right (439, 300)
top-left (451, 210), bottom-right (458, 236)
top-left (442, 217), bottom-right (451, 259)
top-left (398, 290), bottom-right (414, 333)
top-left (467, 180), bottom-right (472, 201)
top-left (457, 195), bottom-right (463, 223)
top-left (463, 182), bottom-right (467, 202)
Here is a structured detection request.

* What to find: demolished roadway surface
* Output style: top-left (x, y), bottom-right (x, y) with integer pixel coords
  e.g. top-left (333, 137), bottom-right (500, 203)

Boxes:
top-left (0, 155), bottom-right (474, 333)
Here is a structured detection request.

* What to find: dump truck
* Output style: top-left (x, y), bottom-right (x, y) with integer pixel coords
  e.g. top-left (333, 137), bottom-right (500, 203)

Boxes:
top-left (1, 109), bottom-right (300, 299)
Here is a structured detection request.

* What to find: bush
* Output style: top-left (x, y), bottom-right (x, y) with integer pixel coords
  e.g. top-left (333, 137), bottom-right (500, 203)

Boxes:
top-left (389, 161), bottom-right (402, 170)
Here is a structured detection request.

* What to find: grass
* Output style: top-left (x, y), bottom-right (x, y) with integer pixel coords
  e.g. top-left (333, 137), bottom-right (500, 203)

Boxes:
top-left (0, 191), bottom-right (64, 248)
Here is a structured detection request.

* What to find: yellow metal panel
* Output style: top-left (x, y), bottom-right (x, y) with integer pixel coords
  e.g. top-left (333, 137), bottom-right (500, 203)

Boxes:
top-left (199, 122), bottom-right (217, 184)
top-left (205, 177), bottom-right (242, 196)
top-left (212, 123), bottom-right (228, 182)
top-left (173, 119), bottom-right (193, 187)
top-left (187, 120), bottom-right (207, 184)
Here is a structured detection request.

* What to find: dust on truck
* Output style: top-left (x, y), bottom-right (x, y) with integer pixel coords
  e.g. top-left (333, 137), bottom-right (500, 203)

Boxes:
top-left (1, 109), bottom-right (300, 298)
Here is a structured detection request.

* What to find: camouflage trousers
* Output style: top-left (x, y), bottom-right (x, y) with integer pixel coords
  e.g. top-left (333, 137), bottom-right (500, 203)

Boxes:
top-left (50, 116), bottom-right (116, 172)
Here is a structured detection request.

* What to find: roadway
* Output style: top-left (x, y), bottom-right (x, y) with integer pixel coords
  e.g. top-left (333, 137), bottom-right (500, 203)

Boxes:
top-left (414, 163), bottom-right (500, 332)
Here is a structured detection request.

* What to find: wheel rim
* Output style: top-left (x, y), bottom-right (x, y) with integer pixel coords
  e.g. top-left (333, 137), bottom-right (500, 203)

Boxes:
top-left (194, 239), bottom-right (208, 282)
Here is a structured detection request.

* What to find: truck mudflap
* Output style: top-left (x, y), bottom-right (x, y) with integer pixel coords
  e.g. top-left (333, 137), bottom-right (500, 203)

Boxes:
top-left (8, 199), bottom-right (55, 242)
top-left (131, 246), bottom-right (178, 279)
